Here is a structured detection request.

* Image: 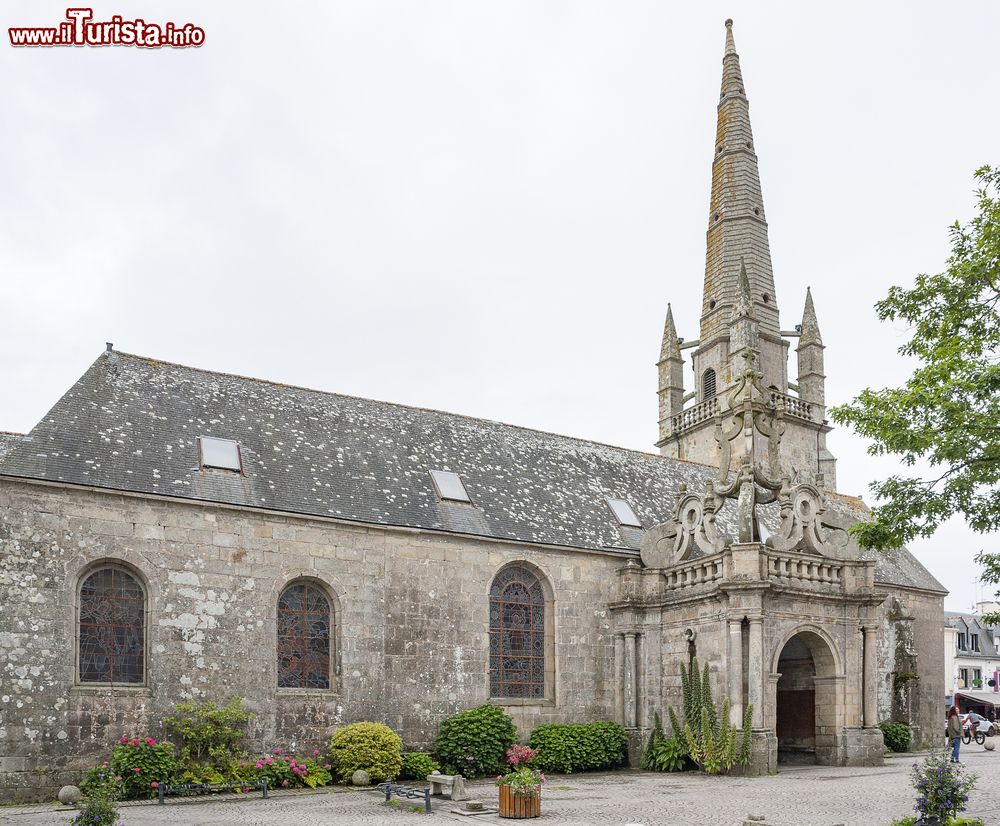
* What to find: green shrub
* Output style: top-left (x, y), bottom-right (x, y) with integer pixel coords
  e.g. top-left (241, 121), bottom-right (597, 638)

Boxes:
top-left (889, 818), bottom-right (918, 826)
top-left (71, 797), bottom-right (120, 826)
top-left (73, 767), bottom-right (122, 826)
top-left (163, 697), bottom-right (253, 785)
top-left (668, 657), bottom-right (753, 775)
top-left (646, 737), bottom-right (690, 773)
top-left (329, 722), bottom-right (403, 783)
top-left (434, 704), bottom-right (517, 778)
top-left (252, 750), bottom-right (333, 789)
top-left (400, 751), bottom-right (441, 780)
top-left (880, 721), bottom-right (913, 753)
top-left (950, 819), bottom-right (985, 826)
top-left (528, 722), bottom-right (628, 773)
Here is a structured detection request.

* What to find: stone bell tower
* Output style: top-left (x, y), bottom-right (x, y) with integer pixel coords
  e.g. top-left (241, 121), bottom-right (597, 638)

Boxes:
top-left (656, 19), bottom-right (837, 490)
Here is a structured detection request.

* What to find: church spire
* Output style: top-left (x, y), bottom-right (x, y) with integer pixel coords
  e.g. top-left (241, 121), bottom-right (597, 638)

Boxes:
top-left (657, 304), bottom-right (684, 444)
top-left (799, 286), bottom-right (822, 345)
top-left (660, 303), bottom-right (681, 360)
top-left (701, 19), bottom-right (779, 341)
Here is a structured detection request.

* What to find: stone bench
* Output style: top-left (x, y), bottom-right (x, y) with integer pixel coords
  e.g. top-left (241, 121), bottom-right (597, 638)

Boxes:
top-left (427, 771), bottom-right (468, 801)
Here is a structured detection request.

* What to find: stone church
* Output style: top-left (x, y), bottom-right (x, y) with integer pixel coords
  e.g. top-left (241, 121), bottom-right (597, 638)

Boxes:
top-left (0, 21), bottom-right (944, 801)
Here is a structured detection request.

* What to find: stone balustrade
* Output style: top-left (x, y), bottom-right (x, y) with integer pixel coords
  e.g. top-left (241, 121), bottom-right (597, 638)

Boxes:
top-left (670, 397), bottom-right (720, 433)
top-left (768, 390), bottom-right (814, 422)
top-left (766, 553), bottom-right (842, 587)
top-left (663, 554), bottom-right (724, 590)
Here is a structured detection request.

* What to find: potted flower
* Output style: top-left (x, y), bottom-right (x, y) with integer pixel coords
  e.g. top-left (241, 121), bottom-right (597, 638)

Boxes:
top-left (496, 745), bottom-right (544, 819)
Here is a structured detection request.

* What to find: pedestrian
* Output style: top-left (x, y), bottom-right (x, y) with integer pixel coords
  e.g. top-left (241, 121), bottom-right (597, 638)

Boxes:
top-left (947, 706), bottom-right (963, 763)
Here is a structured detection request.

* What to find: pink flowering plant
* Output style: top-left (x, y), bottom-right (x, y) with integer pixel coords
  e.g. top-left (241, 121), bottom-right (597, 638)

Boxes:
top-left (495, 745), bottom-right (544, 798)
top-left (82, 737), bottom-right (177, 800)
top-left (252, 748), bottom-right (332, 790)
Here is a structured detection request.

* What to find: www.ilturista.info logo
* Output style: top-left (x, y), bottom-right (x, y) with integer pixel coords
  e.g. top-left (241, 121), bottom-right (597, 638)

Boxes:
top-left (9, 7), bottom-right (205, 48)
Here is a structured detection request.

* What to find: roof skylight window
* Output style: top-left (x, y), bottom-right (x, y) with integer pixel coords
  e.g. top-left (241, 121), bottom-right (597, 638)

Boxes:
top-left (606, 497), bottom-right (642, 528)
top-left (199, 436), bottom-right (242, 472)
top-left (429, 469), bottom-right (471, 503)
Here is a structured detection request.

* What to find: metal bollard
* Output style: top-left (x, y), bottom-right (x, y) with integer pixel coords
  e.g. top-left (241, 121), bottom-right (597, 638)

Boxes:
top-left (158, 781), bottom-right (165, 805)
top-left (261, 777), bottom-right (268, 799)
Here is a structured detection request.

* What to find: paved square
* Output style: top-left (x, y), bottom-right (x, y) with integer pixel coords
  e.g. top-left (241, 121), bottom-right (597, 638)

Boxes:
top-left (5, 748), bottom-right (1000, 826)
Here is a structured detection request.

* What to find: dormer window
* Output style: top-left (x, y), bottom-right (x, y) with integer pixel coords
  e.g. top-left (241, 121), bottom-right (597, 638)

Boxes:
top-left (606, 497), bottom-right (642, 528)
top-left (199, 436), bottom-right (242, 472)
top-left (972, 633), bottom-right (980, 652)
top-left (429, 469), bottom-right (471, 503)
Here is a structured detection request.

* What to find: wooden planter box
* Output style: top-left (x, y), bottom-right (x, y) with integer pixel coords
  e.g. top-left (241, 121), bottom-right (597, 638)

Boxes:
top-left (498, 784), bottom-right (541, 819)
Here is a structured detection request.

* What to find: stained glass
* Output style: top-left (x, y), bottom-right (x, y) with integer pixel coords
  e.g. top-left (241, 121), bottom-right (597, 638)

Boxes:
top-left (489, 565), bottom-right (545, 698)
top-left (277, 582), bottom-right (331, 689)
top-left (79, 568), bottom-right (145, 684)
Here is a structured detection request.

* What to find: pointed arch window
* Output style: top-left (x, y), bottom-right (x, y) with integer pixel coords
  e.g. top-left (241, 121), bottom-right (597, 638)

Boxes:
top-left (489, 564), bottom-right (547, 699)
top-left (703, 368), bottom-right (717, 400)
top-left (277, 581), bottom-right (331, 689)
top-left (78, 566), bottom-right (146, 684)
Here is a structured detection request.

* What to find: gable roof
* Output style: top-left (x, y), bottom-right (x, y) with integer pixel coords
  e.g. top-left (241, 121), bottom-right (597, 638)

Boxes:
top-left (0, 432), bottom-right (25, 461)
top-left (0, 349), bottom-right (946, 593)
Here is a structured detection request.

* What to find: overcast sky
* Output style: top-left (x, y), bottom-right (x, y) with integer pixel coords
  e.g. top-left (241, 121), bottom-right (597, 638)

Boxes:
top-left (1, 1), bottom-right (997, 611)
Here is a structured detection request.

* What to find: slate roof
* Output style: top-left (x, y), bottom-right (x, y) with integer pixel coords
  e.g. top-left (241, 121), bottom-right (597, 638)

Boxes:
top-left (0, 432), bottom-right (24, 461)
top-left (0, 349), bottom-right (945, 593)
top-left (946, 612), bottom-right (1000, 659)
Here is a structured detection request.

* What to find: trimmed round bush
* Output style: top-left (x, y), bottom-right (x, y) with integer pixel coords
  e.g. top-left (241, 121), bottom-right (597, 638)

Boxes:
top-left (879, 721), bottom-right (913, 753)
top-left (528, 722), bottom-right (628, 773)
top-left (434, 704), bottom-right (517, 778)
top-left (400, 751), bottom-right (441, 780)
top-left (329, 722), bottom-right (403, 783)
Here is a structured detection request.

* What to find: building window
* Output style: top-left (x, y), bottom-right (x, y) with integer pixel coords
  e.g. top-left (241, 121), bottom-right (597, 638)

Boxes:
top-left (489, 564), bottom-right (546, 699)
top-left (703, 368), bottom-right (717, 400)
top-left (960, 668), bottom-right (969, 687)
top-left (972, 634), bottom-right (980, 652)
top-left (973, 668), bottom-right (982, 685)
top-left (277, 581), bottom-right (331, 689)
top-left (429, 469), bottom-right (472, 502)
top-left (199, 436), bottom-right (242, 472)
top-left (958, 633), bottom-right (967, 651)
top-left (78, 566), bottom-right (145, 684)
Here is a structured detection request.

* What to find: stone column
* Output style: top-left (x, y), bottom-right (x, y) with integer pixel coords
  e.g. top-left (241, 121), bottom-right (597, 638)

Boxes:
top-left (623, 632), bottom-right (638, 728)
top-left (862, 624), bottom-right (878, 728)
top-left (614, 634), bottom-right (624, 725)
top-left (748, 615), bottom-right (764, 728)
top-left (728, 619), bottom-right (744, 724)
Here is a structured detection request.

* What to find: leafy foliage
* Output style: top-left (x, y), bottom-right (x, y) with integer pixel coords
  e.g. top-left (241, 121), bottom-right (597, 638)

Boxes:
top-left (329, 722), bottom-right (403, 783)
top-left (910, 750), bottom-right (977, 823)
top-left (253, 749), bottom-right (333, 789)
top-left (880, 722), bottom-right (914, 754)
top-left (163, 697), bottom-right (253, 765)
top-left (434, 704), bottom-right (517, 778)
top-left (640, 711), bottom-right (666, 770)
top-left (495, 745), bottom-right (545, 796)
top-left (668, 657), bottom-right (753, 775)
top-left (830, 165), bottom-right (1000, 551)
top-left (109, 737), bottom-right (177, 798)
top-left (527, 721), bottom-right (627, 774)
top-left (399, 751), bottom-right (441, 780)
top-left (646, 737), bottom-right (690, 773)
top-left (72, 766), bottom-right (122, 826)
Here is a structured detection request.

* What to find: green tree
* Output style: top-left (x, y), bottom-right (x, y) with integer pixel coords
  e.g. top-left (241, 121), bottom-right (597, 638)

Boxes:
top-left (830, 165), bottom-right (1000, 552)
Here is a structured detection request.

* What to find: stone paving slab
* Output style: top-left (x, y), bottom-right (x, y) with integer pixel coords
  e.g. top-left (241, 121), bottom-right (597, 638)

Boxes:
top-left (6, 746), bottom-right (1000, 826)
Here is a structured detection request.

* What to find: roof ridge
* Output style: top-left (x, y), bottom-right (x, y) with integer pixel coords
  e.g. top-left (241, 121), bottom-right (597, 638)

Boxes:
top-left (111, 350), bottom-right (721, 470)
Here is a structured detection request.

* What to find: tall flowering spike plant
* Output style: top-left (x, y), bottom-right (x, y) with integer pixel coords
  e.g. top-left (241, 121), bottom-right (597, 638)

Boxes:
top-left (910, 750), bottom-right (976, 822)
top-left (495, 746), bottom-right (545, 798)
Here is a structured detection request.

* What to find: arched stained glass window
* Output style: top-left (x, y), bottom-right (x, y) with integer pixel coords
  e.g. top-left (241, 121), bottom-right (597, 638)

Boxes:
top-left (489, 564), bottom-right (546, 699)
top-left (78, 567), bottom-right (145, 684)
top-left (277, 581), bottom-right (331, 689)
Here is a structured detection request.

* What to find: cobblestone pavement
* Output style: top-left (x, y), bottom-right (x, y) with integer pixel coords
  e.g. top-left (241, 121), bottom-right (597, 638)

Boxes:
top-left (6, 747), bottom-right (1000, 826)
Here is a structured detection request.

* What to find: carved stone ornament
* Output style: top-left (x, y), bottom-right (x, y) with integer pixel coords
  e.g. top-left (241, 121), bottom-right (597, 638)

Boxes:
top-left (640, 356), bottom-right (853, 569)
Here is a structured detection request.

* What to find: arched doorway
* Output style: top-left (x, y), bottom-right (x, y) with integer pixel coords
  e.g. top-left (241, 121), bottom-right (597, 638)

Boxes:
top-left (775, 630), bottom-right (840, 765)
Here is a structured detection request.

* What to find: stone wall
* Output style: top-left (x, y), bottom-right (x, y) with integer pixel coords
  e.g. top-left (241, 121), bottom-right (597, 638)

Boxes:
top-left (877, 587), bottom-right (946, 750)
top-left (0, 478), bottom-right (621, 801)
